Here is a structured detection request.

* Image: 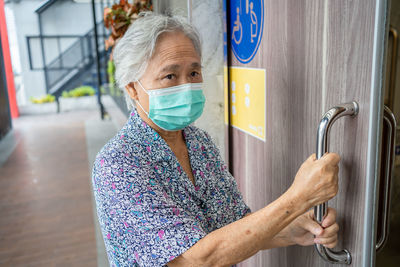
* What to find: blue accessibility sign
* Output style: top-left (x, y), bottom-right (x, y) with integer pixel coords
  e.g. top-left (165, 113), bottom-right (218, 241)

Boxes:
top-left (230, 0), bottom-right (264, 64)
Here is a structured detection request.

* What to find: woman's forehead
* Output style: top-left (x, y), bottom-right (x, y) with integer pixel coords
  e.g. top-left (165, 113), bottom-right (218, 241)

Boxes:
top-left (150, 32), bottom-right (201, 65)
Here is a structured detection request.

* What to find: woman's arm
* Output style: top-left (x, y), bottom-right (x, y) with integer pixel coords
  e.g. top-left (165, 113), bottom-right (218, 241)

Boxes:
top-left (169, 190), bottom-right (307, 267)
top-left (168, 153), bottom-right (340, 267)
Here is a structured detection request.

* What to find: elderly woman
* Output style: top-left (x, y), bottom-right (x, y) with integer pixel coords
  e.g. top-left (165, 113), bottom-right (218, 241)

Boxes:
top-left (92, 12), bottom-right (340, 267)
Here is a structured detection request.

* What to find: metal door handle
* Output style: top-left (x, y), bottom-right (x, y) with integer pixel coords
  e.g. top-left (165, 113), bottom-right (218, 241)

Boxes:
top-left (387, 26), bottom-right (398, 111)
top-left (376, 106), bottom-right (397, 251)
top-left (314, 102), bottom-right (359, 264)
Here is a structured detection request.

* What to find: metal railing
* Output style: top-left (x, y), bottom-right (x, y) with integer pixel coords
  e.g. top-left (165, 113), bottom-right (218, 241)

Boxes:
top-left (26, 22), bottom-right (108, 95)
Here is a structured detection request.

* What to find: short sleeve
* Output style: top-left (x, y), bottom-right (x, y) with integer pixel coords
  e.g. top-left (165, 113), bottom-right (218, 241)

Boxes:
top-left (201, 130), bottom-right (252, 226)
top-left (92, 151), bottom-right (207, 266)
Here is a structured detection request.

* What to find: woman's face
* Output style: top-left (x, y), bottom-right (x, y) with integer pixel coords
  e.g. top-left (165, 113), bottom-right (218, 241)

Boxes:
top-left (126, 31), bottom-right (203, 112)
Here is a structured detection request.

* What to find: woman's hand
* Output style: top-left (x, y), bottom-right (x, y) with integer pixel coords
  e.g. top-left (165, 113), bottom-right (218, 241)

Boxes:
top-left (284, 207), bottom-right (339, 248)
top-left (169, 153), bottom-right (341, 266)
top-left (288, 153), bottom-right (340, 209)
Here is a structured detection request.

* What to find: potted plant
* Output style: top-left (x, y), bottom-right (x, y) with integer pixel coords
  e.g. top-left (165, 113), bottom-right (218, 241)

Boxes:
top-left (103, 0), bottom-right (153, 94)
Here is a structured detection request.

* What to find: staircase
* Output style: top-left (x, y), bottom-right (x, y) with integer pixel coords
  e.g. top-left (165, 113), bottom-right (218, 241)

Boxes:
top-left (27, 22), bottom-right (109, 111)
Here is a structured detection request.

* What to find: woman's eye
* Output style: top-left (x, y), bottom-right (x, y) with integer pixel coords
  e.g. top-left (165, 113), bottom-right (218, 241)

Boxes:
top-left (191, 71), bottom-right (199, 77)
top-left (165, 74), bottom-right (174, 80)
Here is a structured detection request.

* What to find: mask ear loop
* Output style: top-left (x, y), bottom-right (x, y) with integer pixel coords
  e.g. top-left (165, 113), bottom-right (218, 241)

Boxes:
top-left (135, 80), bottom-right (149, 116)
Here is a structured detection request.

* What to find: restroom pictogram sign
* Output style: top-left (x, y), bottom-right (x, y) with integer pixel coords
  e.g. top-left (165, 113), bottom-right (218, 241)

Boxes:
top-left (226, 67), bottom-right (266, 141)
top-left (230, 0), bottom-right (264, 64)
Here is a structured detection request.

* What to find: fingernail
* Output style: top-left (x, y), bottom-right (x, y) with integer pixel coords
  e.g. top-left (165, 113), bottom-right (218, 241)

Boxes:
top-left (314, 238), bottom-right (320, 244)
top-left (315, 228), bottom-right (322, 235)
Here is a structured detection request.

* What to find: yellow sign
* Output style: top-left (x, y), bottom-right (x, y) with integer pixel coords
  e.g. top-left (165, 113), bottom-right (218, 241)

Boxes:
top-left (224, 66), bottom-right (266, 141)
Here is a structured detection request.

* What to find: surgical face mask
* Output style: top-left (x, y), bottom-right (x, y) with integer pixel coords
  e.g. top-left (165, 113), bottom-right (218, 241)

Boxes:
top-left (135, 81), bottom-right (206, 131)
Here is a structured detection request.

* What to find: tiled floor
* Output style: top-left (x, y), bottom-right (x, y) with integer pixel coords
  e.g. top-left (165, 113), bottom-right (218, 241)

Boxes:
top-left (0, 103), bottom-right (122, 266)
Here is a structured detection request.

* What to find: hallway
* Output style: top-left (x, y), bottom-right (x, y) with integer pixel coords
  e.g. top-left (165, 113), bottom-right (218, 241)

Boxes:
top-left (0, 105), bottom-right (119, 266)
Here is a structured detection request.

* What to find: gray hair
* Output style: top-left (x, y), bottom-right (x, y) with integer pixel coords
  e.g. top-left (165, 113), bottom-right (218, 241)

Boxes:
top-left (113, 12), bottom-right (202, 110)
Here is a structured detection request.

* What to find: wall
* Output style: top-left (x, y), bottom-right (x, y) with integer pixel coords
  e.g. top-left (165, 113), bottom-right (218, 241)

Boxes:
top-left (0, 33), bottom-right (12, 139)
top-left (4, 3), bottom-right (24, 106)
top-left (6, 0), bottom-right (45, 104)
top-left (5, 0), bottom-right (104, 104)
top-left (191, 0), bottom-right (225, 160)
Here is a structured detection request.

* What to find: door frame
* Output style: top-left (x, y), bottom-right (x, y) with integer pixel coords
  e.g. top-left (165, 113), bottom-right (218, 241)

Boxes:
top-left (363, 0), bottom-right (389, 266)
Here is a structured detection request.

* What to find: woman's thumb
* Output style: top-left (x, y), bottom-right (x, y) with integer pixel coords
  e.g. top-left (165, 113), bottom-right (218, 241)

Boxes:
top-left (304, 218), bottom-right (324, 236)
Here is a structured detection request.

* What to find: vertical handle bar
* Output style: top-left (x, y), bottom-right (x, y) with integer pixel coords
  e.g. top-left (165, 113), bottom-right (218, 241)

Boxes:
top-left (376, 106), bottom-right (397, 250)
top-left (314, 102), bottom-right (359, 264)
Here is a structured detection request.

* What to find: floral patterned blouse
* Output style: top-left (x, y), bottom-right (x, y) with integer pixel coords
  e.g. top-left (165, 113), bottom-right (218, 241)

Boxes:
top-left (91, 108), bottom-right (251, 267)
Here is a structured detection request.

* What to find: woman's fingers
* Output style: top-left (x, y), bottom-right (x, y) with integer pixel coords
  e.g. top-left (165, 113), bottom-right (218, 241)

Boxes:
top-left (314, 232), bottom-right (338, 248)
top-left (307, 153), bottom-right (317, 162)
top-left (291, 152), bottom-right (341, 207)
top-left (308, 208), bottom-right (339, 248)
top-left (321, 207), bottom-right (337, 228)
top-left (314, 236), bottom-right (338, 248)
top-left (301, 215), bottom-right (324, 236)
top-left (314, 222), bottom-right (339, 248)
top-left (318, 222), bottom-right (339, 238)
top-left (321, 152), bottom-right (341, 166)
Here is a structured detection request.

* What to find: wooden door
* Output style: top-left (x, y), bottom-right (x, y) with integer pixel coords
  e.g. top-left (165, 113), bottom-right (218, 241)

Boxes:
top-left (225, 0), bottom-right (388, 266)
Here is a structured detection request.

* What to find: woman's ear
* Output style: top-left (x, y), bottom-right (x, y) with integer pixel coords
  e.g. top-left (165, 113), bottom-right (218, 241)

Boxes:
top-left (125, 82), bottom-right (139, 100)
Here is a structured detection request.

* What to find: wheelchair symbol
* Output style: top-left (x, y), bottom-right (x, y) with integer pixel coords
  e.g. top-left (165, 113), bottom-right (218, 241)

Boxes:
top-left (231, 0), bottom-right (263, 64)
top-left (249, 2), bottom-right (258, 43)
top-left (232, 7), bottom-right (243, 45)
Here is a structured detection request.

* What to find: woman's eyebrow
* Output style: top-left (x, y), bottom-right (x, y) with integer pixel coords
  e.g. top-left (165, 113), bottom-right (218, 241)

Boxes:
top-left (159, 62), bottom-right (202, 73)
top-left (160, 64), bottom-right (180, 73)
top-left (191, 62), bottom-right (202, 69)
